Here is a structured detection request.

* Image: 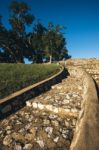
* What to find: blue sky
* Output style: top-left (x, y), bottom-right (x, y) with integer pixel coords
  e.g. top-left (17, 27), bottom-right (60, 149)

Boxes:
top-left (0, 0), bottom-right (99, 58)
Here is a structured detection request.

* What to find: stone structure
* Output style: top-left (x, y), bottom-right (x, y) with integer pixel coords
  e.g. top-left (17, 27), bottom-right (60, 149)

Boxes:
top-left (65, 59), bottom-right (99, 150)
top-left (0, 66), bottom-right (67, 119)
top-left (0, 58), bottom-right (99, 150)
top-left (66, 58), bottom-right (99, 85)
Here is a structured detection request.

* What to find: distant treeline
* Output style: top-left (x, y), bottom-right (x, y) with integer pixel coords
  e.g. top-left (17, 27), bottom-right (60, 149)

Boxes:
top-left (0, 0), bottom-right (71, 63)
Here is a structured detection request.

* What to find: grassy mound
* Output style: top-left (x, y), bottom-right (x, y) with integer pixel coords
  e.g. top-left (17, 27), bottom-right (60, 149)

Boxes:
top-left (0, 63), bottom-right (60, 99)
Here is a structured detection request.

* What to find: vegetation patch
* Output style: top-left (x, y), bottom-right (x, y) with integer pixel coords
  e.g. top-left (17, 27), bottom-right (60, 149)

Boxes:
top-left (0, 63), bottom-right (59, 99)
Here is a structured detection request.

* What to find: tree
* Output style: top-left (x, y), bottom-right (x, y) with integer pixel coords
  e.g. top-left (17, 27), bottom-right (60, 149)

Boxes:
top-left (43, 22), bottom-right (70, 63)
top-left (0, 1), bottom-right (71, 63)
top-left (0, 1), bottom-right (35, 63)
top-left (9, 0), bottom-right (34, 37)
top-left (0, 16), bottom-right (12, 63)
top-left (59, 48), bottom-right (71, 60)
top-left (29, 21), bottom-right (47, 63)
top-left (8, 0), bottom-right (35, 63)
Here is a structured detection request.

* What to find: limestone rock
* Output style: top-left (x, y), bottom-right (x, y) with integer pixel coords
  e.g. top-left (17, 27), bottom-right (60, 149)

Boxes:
top-left (45, 127), bottom-right (53, 137)
top-left (53, 136), bottom-right (59, 143)
top-left (29, 127), bottom-right (36, 137)
top-left (23, 144), bottom-right (33, 150)
top-left (15, 144), bottom-right (22, 150)
top-left (38, 103), bottom-right (45, 110)
top-left (32, 102), bottom-right (38, 109)
top-left (26, 101), bottom-right (32, 107)
top-left (25, 133), bottom-right (35, 141)
top-left (3, 135), bottom-right (12, 146)
top-left (51, 120), bottom-right (59, 127)
top-left (43, 119), bottom-right (50, 125)
top-left (36, 138), bottom-right (45, 148)
top-left (49, 114), bottom-right (57, 119)
top-left (12, 132), bottom-right (25, 142)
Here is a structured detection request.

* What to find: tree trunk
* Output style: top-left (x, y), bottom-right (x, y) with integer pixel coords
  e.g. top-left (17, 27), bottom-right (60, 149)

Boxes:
top-left (49, 55), bottom-right (52, 64)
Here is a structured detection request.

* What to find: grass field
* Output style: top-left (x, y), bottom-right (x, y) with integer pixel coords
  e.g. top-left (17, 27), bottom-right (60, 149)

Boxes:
top-left (0, 63), bottom-right (60, 99)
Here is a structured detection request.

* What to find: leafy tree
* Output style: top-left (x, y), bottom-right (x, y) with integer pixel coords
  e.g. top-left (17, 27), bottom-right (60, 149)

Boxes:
top-left (29, 21), bottom-right (47, 63)
top-left (8, 0), bottom-right (35, 63)
top-left (0, 16), bottom-right (12, 63)
top-left (9, 0), bottom-right (34, 37)
top-left (0, 1), bottom-right (35, 63)
top-left (0, 17), bottom-right (24, 63)
top-left (43, 22), bottom-right (70, 63)
top-left (0, 1), bottom-right (71, 63)
top-left (59, 48), bottom-right (71, 60)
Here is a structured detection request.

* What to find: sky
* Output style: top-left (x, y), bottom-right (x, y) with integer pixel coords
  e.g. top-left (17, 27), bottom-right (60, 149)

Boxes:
top-left (0, 0), bottom-right (99, 58)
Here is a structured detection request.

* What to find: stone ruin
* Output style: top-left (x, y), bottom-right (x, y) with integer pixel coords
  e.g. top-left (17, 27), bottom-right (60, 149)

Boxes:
top-left (0, 58), bottom-right (99, 150)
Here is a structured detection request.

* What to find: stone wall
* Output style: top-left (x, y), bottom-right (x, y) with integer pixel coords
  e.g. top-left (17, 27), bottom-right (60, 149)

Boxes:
top-left (0, 66), bottom-right (67, 119)
top-left (69, 67), bottom-right (99, 150)
top-left (66, 58), bottom-right (99, 66)
top-left (0, 59), bottom-right (99, 149)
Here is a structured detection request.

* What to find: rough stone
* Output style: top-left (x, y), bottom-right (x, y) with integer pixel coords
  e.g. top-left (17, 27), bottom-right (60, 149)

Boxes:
top-left (29, 127), bottom-right (36, 137)
top-left (26, 101), bottom-right (32, 107)
top-left (14, 144), bottom-right (22, 150)
top-left (3, 135), bottom-right (12, 145)
top-left (23, 144), bottom-right (33, 150)
top-left (43, 119), bottom-right (50, 125)
top-left (45, 127), bottom-right (53, 137)
top-left (53, 136), bottom-right (59, 143)
top-left (0, 61), bottom-right (89, 150)
top-left (36, 138), bottom-right (45, 148)
top-left (25, 133), bottom-right (35, 141)
top-left (12, 132), bottom-right (25, 142)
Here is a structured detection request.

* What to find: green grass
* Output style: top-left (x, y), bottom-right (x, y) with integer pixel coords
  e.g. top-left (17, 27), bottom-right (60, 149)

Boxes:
top-left (0, 63), bottom-right (60, 99)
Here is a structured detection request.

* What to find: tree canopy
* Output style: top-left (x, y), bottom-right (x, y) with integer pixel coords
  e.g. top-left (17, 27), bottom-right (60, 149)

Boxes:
top-left (0, 0), bottom-right (71, 63)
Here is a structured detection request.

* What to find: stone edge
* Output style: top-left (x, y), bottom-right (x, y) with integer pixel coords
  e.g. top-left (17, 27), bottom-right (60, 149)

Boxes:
top-left (70, 67), bottom-right (99, 150)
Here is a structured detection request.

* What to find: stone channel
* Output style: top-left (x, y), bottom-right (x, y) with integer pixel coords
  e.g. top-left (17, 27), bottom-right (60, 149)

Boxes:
top-left (0, 67), bottom-right (83, 150)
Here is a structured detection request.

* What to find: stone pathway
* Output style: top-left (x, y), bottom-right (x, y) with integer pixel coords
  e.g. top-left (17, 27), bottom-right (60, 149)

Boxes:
top-left (0, 72), bottom-right (83, 150)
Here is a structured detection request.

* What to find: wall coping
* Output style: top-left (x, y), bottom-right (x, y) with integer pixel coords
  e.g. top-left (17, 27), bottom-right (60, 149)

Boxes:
top-left (70, 67), bottom-right (99, 150)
